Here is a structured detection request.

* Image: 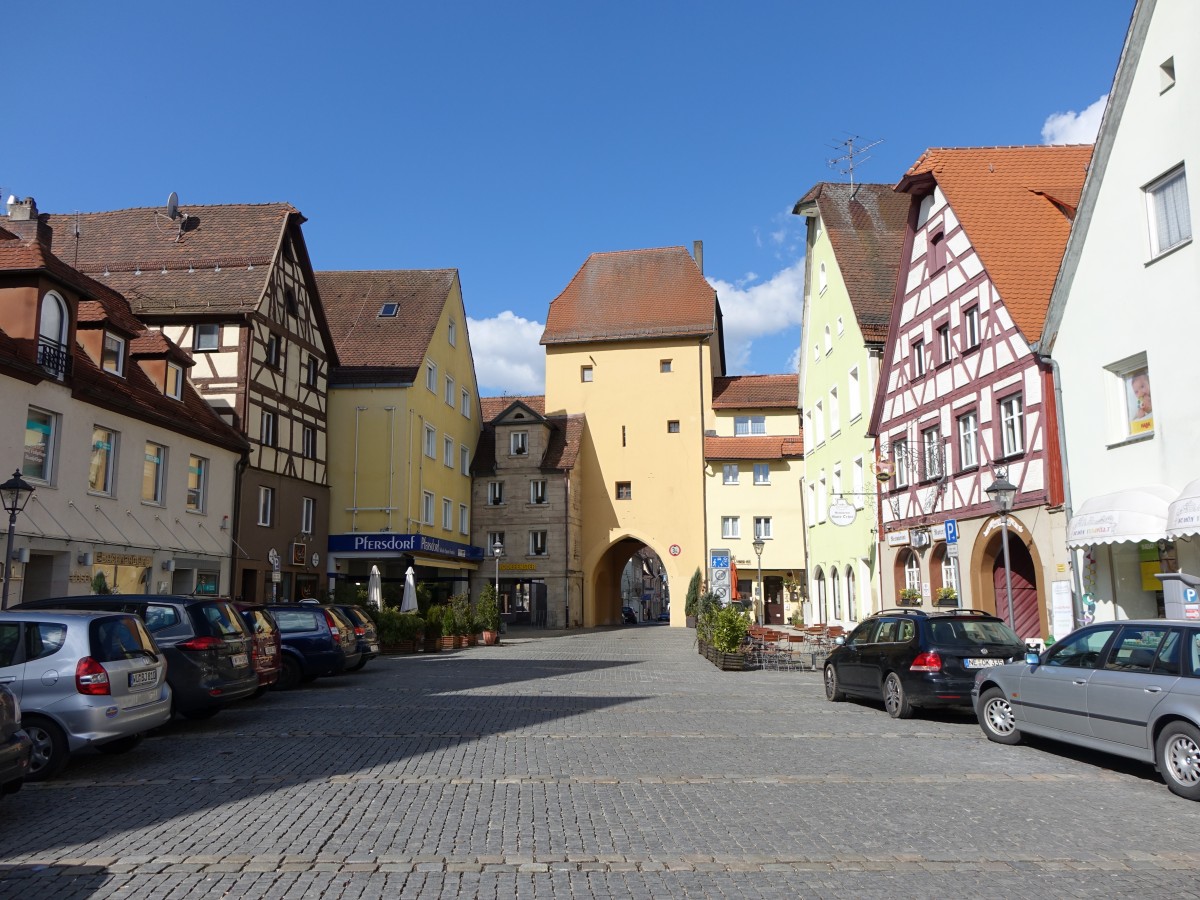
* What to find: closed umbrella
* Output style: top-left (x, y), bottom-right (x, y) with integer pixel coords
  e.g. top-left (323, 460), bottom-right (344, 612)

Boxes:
top-left (367, 565), bottom-right (383, 610)
top-left (400, 566), bottom-right (419, 613)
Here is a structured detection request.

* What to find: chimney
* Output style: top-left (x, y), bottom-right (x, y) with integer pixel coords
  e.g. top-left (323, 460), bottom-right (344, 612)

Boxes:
top-left (692, 240), bottom-right (704, 275)
top-left (3, 196), bottom-right (52, 248)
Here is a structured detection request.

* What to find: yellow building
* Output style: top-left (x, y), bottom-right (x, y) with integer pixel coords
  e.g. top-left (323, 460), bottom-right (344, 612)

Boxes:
top-left (704, 375), bottom-right (805, 626)
top-left (541, 246), bottom-right (724, 626)
top-left (318, 270), bottom-right (483, 597)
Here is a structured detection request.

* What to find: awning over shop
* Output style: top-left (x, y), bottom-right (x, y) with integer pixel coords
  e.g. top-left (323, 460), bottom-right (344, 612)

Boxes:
top-left (412, 555), bottom-right (478, 571)
top-left (1066, 485), bottom-right (1177, 548)
top-left (1167, 478), bottom-right (1200, 539)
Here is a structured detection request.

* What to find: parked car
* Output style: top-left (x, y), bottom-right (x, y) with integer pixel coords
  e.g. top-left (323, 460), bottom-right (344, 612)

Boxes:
top-left (621, 606), bottom-right (638, 625)
top-left (233, 603), bottom-right (283, 694)
top-left (0, 685), bottom-right (31, 797)
top-left (14, 596), bottom-right (258, 720)
top-left (824, 608), bottom-right (1027, 719)
top-left (657, 611), bottom-right (670, 623)
top-left (0, 610), bottom-right (171, 780)
top-left (267, 604), bottom-right (361, 690)
top-left (974, 620), bottom-right (1200, 800)
top-left (331, 605), bottom-right (379, 671)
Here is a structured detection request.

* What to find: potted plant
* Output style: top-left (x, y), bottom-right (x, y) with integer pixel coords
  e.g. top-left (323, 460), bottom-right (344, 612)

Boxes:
top-left (935, 586), bottom-right (958, 607)
top-left (450, 593), bottom-right (471, 648)
top-left (476, 584), bottom-right (500, 645)
top-left (422, 605), bottom-right (444, 652)
top-left (709, 604), bottom-right (750, 670)
top-left (898, 587), bottom-right (922, 606)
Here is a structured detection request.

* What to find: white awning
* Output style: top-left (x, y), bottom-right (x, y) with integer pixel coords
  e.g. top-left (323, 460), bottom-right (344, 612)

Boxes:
top-left (1066, 485), bottom-right (1177, 548)
top-left (1168, 477), bottom-right (1200, 539)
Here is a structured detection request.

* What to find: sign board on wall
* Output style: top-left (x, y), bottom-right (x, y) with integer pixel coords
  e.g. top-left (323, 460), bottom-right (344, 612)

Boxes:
top-left (886, 530), bottom-right (910, 547)
top-left (1051, 581), bottom-right (1074, 639)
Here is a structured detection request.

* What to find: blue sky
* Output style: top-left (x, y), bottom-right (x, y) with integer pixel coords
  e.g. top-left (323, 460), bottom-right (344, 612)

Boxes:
top-left (4, 2), bottom-right (1133, 396)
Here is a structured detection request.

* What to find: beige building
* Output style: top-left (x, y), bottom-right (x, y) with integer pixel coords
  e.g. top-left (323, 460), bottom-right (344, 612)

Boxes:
top-left (541, 245), bottom-right (725, 627)
top-left (470, 397), bottom-right (584, 627)
top-left (704, 375), bottom-right (805, 626)
top-left (0, 200), bottom-right (246, 605)
top-left (318, 270), bottom-right (483, 598)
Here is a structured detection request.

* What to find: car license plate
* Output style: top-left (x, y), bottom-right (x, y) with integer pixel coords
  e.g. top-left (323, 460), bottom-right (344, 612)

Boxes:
top-left (263, 644), bottom-right (276, 656)
top-left (965, 658), bottom-right (1005, 668)
top-left (232, 653), bottom-right (249, 669)
top-left (369, 643), bottom-right (379, 653)
top-left (128, 669), bottom-right (157, 689)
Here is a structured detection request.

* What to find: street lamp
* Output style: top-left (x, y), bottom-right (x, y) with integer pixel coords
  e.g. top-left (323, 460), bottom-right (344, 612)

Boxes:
top-left (986, 474), bottom-right (1018, 632)
top-left (1, 470), bottom-right (34, 608)
top-left (492, 539), bottom-right (503, 606)
top-left (752, 537), bottom-right (765, 626)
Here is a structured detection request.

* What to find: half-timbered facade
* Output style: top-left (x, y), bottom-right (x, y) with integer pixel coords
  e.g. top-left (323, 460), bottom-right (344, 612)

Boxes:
top-left (868, 146), bottom-right (1091, 640)
top-left (46, 202), bottom-right (337, 602)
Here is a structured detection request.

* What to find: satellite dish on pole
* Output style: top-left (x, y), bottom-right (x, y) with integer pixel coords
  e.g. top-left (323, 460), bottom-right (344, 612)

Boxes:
top-left (165, 192), bottom-right (180, 221)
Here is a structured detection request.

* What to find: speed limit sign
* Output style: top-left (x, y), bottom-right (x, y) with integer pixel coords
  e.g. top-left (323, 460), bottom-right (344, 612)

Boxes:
top-left (669, 544), bottom-right (681, 556)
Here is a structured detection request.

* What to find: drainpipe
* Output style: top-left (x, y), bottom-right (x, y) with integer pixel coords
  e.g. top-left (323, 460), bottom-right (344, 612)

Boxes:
top-left (698, 337), bottom-right (710, 596)
top-left (1045, 355), bottom-right (1085, 630)
top-left (230, 450), bottom-right (248, 597)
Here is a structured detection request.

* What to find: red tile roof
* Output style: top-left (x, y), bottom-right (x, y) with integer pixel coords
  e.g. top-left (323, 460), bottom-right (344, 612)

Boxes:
top-left (481, 396), bottom-right (546, 422)
top-left (704, 435), bottom-right (803, 460)
top-left (897, 145), bottom-right (1093, 340)
top-left (541, 247), bottom-right (716, 345)
top-left (44, 203), bottom-right (298, 314)
top-left (471, 412), bottom-right (584, 474)
top-left (712, 374), bottom-right (798, 409)
top-left (793, 183), bottom-right (909, 343)
top-left (317, 270), bottom-right (457, 376)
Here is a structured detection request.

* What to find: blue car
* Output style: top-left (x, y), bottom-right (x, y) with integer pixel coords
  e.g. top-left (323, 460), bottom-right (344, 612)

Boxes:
top-left (267, 605), bottom-right (362, 690)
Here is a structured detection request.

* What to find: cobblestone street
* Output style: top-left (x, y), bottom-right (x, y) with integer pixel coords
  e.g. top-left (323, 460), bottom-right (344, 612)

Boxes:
top-left (1, 625), bottom-right (1199, 898)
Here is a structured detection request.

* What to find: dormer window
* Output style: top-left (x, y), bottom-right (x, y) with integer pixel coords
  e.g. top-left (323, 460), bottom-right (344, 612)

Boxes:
top-left (37, 291), bottom-right (68, 378)
top-left (166, 363), bottom-right (184, 399)
top-left (102, 333), bottom-right (126, 376)
top-left (510, 432), bottom-right (528, 456)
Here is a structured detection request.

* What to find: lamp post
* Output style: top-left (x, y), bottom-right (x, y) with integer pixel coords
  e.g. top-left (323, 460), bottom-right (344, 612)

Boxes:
top-left (492, 539), bottom-right (503, 606)
top-left (986, 474), bottom-right (1018, 631)
top-left (1, 470), bottom-right (35, 609)
top-left (752, 537), bottom-right (765, 626)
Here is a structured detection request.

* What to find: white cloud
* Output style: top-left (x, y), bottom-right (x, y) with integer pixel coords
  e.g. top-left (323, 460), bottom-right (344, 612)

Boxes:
top-left (466, 311), bottom-right (545, 396)
top-left (1041, 94), bottom-right (1108, 144)
top-left (707, 258), bottom-right (805, 373)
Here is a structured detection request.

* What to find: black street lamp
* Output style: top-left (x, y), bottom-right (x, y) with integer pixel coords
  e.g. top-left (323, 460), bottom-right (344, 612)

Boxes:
top-left (752, 537), bottom-right (765, 626)
top-left (986, 474), bottom-right (1018, 632)
top-left (1, 470), bottom-right (35, 608)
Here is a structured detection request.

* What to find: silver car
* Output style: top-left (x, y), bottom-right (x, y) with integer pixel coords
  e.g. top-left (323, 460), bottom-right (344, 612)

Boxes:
top-left (0, 610), bottom-right (172, 780)
top-left (973, 619), bottom-right (1200, 800)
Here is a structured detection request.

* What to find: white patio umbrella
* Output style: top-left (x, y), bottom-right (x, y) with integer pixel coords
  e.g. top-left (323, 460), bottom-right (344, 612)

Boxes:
top-left (367, 565), bottom-right (383, 610)
top-left (400, 566), bottom-right (419, 613)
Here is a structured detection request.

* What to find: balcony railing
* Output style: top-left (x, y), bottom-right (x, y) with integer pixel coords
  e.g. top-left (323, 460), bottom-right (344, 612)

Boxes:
top-left (37, 339), bottom-right (71, 378)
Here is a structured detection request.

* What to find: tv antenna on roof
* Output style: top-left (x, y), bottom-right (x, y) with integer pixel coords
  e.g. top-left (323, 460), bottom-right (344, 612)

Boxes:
top-left (827, 134), bottom-right (884, 192)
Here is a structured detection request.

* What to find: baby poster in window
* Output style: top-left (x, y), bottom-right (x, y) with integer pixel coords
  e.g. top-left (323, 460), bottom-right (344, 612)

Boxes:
top-left (1126, 369), bottom-right (1154, 434)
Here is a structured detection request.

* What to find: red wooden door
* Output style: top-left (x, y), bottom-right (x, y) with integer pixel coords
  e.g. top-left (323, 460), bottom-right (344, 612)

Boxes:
top-left (993, 539), bottom-right (1039, 639)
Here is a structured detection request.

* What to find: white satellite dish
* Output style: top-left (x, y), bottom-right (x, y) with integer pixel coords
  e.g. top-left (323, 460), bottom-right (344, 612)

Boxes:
top-left (165, 191), bottom-right (180, 221)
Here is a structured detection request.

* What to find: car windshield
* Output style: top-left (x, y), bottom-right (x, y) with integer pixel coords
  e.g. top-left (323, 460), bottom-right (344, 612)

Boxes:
top-left (927, 618), bottom-right (1021, 647)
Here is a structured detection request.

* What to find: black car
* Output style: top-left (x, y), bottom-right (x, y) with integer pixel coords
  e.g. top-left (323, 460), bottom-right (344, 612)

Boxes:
top-left (331, 605), bottom-right (380, 671)
top-left (823, 608), bottom-right (1027, 718)
top-left (621, 606), bottom-right (638, 625)
top-left (14, 595), bottom-right (259, 719)
top-left (0, 685), bottom-right (31, 798)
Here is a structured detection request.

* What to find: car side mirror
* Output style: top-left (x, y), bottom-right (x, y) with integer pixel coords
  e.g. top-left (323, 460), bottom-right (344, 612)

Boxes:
top-left (1024, 651), bottom-right (1041, 666)
top-left (835, 636), bottom-right (845, 645)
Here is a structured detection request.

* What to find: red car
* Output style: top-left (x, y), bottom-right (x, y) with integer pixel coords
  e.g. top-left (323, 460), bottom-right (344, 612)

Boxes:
top-left (234, 603), bottom-right (283, 694)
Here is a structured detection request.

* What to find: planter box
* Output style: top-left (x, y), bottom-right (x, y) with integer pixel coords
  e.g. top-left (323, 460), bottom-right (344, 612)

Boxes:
top-left (714, 650), bottom-right (746, 671)
top-left (384, 640), bottom-right (416, 655)
top-left (467, 634), bottom-right (478, 647)
top-left (439, 635), bottom-right (456, 651)
top-left (482, 631), bottom-right (499, 645)
top-left (423, 638), bottom-right (442, 653)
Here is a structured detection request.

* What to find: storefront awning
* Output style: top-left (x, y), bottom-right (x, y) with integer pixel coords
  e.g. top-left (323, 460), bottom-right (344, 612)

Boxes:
top-left (1167, 478), bottom-right (1200, 539)
top-left (1066, 485), bottom-right (1177, 548)
top-left (412, 555), bottom-right (478, 571)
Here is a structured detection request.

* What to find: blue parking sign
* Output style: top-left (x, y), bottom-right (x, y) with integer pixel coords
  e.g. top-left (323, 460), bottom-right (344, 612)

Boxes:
top-left (944, 518), bottom-right (959, 544)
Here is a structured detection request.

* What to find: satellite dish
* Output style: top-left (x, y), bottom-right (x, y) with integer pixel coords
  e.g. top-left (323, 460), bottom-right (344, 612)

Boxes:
top-left (165, 191), bottom-right (180, 220)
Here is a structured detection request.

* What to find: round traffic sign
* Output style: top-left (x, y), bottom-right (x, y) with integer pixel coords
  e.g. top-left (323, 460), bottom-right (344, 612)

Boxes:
top-left (669, 544), bottom-right (681, 556)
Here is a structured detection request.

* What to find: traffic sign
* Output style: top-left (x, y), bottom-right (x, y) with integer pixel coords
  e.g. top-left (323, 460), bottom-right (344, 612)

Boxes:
top-left (669, 544), bottom-right (682, 556)
top-left (268, 547), bottom-right (280, 572)
top-left (944, 518), bottom-right (959, 544)
top-left (947, 543), bottom-right (959, 559)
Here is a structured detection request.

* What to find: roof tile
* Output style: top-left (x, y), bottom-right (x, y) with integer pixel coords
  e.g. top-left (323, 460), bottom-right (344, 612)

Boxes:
top-left (712, 374), bottom-right (798, 409)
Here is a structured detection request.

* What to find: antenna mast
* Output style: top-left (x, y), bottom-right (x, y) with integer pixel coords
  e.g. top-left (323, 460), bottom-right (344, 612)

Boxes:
top-left (827, 134), bottom-right (884, 191)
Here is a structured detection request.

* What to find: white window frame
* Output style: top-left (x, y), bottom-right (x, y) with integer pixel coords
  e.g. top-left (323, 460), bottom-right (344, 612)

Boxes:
top-left (448, 317), bottom-right (457, 347)
top-left (166, 362), bottom-right (183, 399)
top-left (261, 410), bottom-right (277, 447)
top-left (461, 445), bottom-right (470, 475)
top-left (1146, 165), bottom-right (1192, 257)
top-left (142, 442), bottom-right (166, 505)
top-left (922, 426), bottom-right (942, 480)
top-left (734, 416), bottom-right (766, 436)
top-left (424, 424), bottom-right (436, 459)
top-left (904, 552), bottom-right (921, 593)
top-left (89, 427), bottom-right (117, 496)
top-left (581, 365), bottom-right (594, 382)
top-left (957, 412), bottom-right (978, 470)
top-left (753, 463), bottom-right (770, 485)
top-left (964, 306), bottom-right (979, 349)
top-left (301, 496), bottom-right (315, 535)
top-left (442, 498), bottom-right (453, 530)
top-left (999, 394), bottom-right (1025, 457)
top-left (461, 389), bottom-right (471, 418)
top-left (102, 332), bottom-right (126, 376)
top-left (488, 531), bottom-right (505, 553)
top-left (459, 504), bottom-right (469, 535)
top-left (660, 359), bottom-right (672, 373)
top-left (194, 324), bottom-right (219, 351)
top-left (257, 486), bottom-right (274, 526)
top-left (444, 436), bottom-right (455, 468)
top-left (302, 425), bottom-right (317, 460)
top-left (893, 438), bottom-right (910, 489)
top-left (422, 491), bottom-right (435, 526)
top-left (425, 361), bottom-right (437, 392)
top-left (510, 431), bottom-right (528, 455)
top-left (1105, 353), bottom-right (1154, 441)
top-left (938, 323), bottom-right (952, 364)
top-left (754, 516), bottom-right (773, 540)
top-left (187, 454), bottom-right (207, 513)
top-left (722, 516), bottom-right (740, 539)
top-left (23, 406), bottom-right (57, 484)
top-left (723, 464), bottom-right (739, 485)
top-left (530, 479), bottom-right (547, 504)
top-left (488, 481), bottom-right (504, 505)
top-left (445, 375), bottom-right (455, 406)
top-left (912, 340), bottom-right (926, 377)
top-left (529, 531), bottom-right (548, 556)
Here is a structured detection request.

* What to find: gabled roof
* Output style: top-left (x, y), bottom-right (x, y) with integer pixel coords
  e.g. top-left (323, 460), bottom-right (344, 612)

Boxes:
top-left (792, 183), bottom-right (910, 343)
top-left (317, 269), bottom-right (457, 378)
top-left (481, 395), bottom-right (546, 421)
top-left (541, 246), bottom-right (717, 345)
top-left (712, 374), bottom-right (798, 409)
top-left (44, 203), bottom-right (299, 315)
top-left (471, 394), bottom-right (584, 474)
top-left (896, 144), bottom-right (1093, 341)
top-left (704, 435), bottom-right (803, 461)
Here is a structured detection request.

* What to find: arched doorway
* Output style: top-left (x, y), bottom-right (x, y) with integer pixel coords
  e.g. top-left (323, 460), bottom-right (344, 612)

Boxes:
top-left (588, 537), bottom-right (669, 626)
top-left (993, 537), bottom-right (1039, 639)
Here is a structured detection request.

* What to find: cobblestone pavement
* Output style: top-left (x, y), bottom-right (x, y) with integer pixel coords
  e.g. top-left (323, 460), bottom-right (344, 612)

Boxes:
top-left (2, 626), bottom-right (1199, 898)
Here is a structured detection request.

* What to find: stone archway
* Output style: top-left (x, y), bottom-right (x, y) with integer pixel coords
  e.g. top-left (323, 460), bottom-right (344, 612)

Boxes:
top-left (967, 514), bottom-right (1049, 639)
top-left (584, 536), bottom-right (671, 627)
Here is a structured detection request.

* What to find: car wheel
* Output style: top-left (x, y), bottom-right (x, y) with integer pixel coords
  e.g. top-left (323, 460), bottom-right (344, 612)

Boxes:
top-left (978, 687), bottom-right (1022, 745)
top-left (96, 734), bottom-right (143, 755)
top-left (180, 707), bottom-right (220, 721)
top-left (824, 665), bottom-right (846, 702)
top-left (1156, 721), bottom-right (1200, 801)
top-left (273, 657), bottom-right (302, 691)
top-left (23, 715), bottom-right (69, 781)
top-left (882, 672), bottom-right (913, 719)
top-left (348, 657), bottom-right (368, 672)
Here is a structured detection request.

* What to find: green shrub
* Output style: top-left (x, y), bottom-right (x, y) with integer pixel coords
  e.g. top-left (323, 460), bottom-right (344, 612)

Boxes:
top-left (684, 568), bottom-right (702, 616)
top-left (423, 604), bottom-right (445, 639)
top-left (476, 584), bottom-right (500, 632)
top-left (710, 604), bottom-right (750, 653)
top-left (448, 593), bottom-right (471, 635)
top-left (375, 608), bottom-right (403, 646)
